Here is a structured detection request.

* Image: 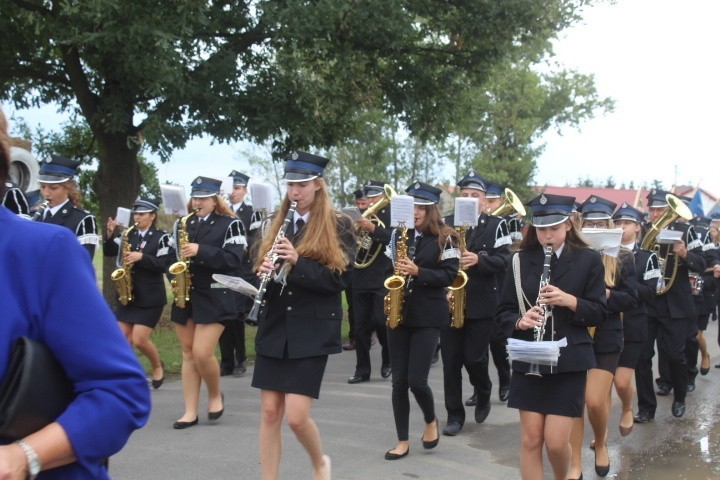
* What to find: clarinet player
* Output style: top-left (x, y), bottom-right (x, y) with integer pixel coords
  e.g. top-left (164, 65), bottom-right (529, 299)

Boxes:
top-left (495, 194), bottom-right (607, 480)
top-left (250, 152), bottom-right (355, 480)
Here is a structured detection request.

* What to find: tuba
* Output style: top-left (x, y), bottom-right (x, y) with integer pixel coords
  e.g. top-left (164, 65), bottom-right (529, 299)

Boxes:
top-left (111, 222), bottom-right (138, 306)
top-left (448, 226), bottom-right (469, 328)
top-left (491, 188), bottom-right (526, 217)
top-left (384, 227), bottom-right (408, 329)
top-left (169, 209), bottom-right (199, 308)
top-left (354, 184), bottom-right (396, 269)
top-left (640, 194), bottom-right (692, 295)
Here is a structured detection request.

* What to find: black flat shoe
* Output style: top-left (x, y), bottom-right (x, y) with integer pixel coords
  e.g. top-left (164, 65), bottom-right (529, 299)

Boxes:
top-left (671, 400), bottom-right (685, 418)
top-left (384, 447), bottom-right (409, 460)
top-left (633, 410), bottom-right (655, 424)
top-left (442, 421), bottom-right (462, 436)
top-left (422, 419), bottom-right (439, 449)
top-left (475, 402), bottom-right (491, 424)
top-left (567, 473), bottom-right (583, 480)
top-left (380, 364), bottom-right (392, 379)
top-left (173, 417), bottom-right (198, 429)
top-left (498, 386), bottom-right (510, 402)
top-left (347, 373), bottom-right (370, 384)
top-left (208, 393), bottom-right (224, 421)
top-left (594, 447), bottom-right (610, 477)
top-left (465, 393), bottom-right (478, 407)
top-left (151, 361), bottom-right (165, 390)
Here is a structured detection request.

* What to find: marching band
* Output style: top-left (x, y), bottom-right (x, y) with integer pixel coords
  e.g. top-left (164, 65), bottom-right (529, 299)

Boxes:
top-left (3, 143), bottom-right (720, 480)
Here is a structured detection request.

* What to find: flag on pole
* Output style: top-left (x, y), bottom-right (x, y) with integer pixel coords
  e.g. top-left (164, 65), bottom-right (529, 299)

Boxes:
top-left (688, 189), bottom-right (704, 217)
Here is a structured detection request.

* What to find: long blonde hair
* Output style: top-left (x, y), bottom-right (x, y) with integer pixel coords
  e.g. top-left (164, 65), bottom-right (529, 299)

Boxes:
top-left (254, 179), bottom-right (350, 273)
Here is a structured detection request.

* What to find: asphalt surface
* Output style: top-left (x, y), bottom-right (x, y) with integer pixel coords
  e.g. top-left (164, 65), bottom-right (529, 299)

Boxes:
top-left (112, 319), bottom-right (720, 479)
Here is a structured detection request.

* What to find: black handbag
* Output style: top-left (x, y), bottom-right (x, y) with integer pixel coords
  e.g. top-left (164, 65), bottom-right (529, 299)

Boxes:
top-left (0, 336), bottom-right (75, 440)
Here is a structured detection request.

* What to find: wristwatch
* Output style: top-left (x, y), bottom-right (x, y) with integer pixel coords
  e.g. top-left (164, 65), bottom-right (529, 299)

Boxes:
top-left (15, 440), bottom-right (41, 480)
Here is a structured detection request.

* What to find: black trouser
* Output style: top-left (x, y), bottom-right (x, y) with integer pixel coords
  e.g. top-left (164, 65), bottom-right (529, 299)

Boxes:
top-left (387, 325), bottom-right (438, 441)
top-left (636, 314), bottom-right (689, 412)
top-left (489, 324), bottom-right (511, 389)
top-left (353, 288), bottom-right (390, 376)
top-left (440, 318), bottom-right (493, 424)
top-left (219, 294), bottom-right (247, 368)
top-left (657, 314), bottom-right (698, 385)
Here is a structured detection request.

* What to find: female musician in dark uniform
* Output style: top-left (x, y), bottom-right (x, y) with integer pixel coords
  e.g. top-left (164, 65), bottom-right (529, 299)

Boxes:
top-left (171, 177), bottom-right (245, 429)
top-left (251, 152), bottom-right (354, 480)
top-left (568, 196), bottom-right (637, 479)
top-left (104, 197), bottom-right (174, 389)
top-left (495, 193), bottom-right (607, 480)
top-left (611, 203), bottom-right (659, 437)
top-left (37, 154), bottom-right (99, 259)
top-left (384, 181), bottom-right (460, 461)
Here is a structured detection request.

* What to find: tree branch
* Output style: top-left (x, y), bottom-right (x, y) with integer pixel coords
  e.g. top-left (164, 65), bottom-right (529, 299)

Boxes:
top-left (10, 0), bottom-right (52, 15)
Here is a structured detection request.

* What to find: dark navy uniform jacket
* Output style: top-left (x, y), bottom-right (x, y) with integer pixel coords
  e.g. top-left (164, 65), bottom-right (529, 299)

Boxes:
top-left (254, 213), bottom-right (356, 359)
top-left (593, 248), bottom-right (637, 354)
top-left (170, 212), bottom-right (245, 324)
top-left (104, 225), bottom-right (174, 307)
top-left (445, 213), bottom-right (511, 320)
top-left (41, 199), bottom-right (98, 259)
top-left (397, 230), bottom-right (460, 328)
top-left (1, 182), bottom-right (29, 215)
top-left (623, 245), bottom-right (660, 342)
top-left (352, 205), bottom-right (393, 290)
top-left (0, 206), bottom-right (150, 479)
top-left (647, 221), bottom-right (706, 319)
top-left (496, 243), bottom-right (608, 374)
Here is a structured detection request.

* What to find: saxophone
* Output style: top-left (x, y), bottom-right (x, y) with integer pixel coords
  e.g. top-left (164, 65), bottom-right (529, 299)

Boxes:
top-left (169, 209), bottom-right (199, 308)
top-left (111, 222), bottom-right (138, 306)
top-left (448, 226), bottom-right (469, 328)
top-left (384, 227), bottom-right (409, 329)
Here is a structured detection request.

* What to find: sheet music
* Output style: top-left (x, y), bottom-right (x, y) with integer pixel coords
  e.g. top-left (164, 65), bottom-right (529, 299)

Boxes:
top-left (390, 195), bottom-right (415, 228)
top-left (212, 274), bottom-right (259, 297)
top-left (657, 228), bottom-right (684, 244)
top-left (581, 228), bottom-right (623, 257)
top-left (220, 178), bottom-right (234, 198)
top-left (249, 183), bottom-right (273, 212)
top-left (341, 207), bottom-right (363, 221)
top-left (160, 184), bottom-right (188, 215)
top-left (115, 207), bottom-right (131, 228)
top-left (454, 197), bottom-right (479, 227)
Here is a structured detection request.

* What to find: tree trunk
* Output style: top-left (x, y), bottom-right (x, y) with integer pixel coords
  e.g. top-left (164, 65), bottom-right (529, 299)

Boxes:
top-left (95, 131), bottom-right (142, 305)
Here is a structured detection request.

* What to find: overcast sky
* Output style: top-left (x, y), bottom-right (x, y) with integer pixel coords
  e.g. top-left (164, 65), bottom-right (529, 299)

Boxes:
top-left (6, 0), bottom-right (720, 199)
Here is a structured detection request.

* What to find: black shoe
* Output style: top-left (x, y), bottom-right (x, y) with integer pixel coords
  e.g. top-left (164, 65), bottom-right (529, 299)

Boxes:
top-left (381, 364), bottom-right (392, 379)
top-left (384, 447), bottom-right (409, 460)
top-left (568, 474), bottom-right (583, 480)
top-left (633, 410), bottom-right (655, 423)
top-left (220, 364), bottom-right (234, 376)
top-left (208, 393), bottom-right (224, 421)
top-left (671, 400), bottom-right (685, 418)
top-left (498, 386), bottom-right (510, 402)
top-left (422, 419), bottom-right (439, 449)
top-left (173, 417), bottom-right (199, 429)
top-left (347, 373), bottom-right (370, 384)
top-left (687, 383), bottom-right (696, 393)
top-left (475, 402), bottom-right (491, 424)
top-left (656, 383), bottom-right (672, 396)
top-left (233, 361), bottom-right (247, 377)
top-left (342, 339), bottom-right (356, 351)
top-left (465, 393), bottom-right (478, 407)
top-left (442, 421), bottom-right (462, 436)
top-left (151, 362), bottom-right (165, 390)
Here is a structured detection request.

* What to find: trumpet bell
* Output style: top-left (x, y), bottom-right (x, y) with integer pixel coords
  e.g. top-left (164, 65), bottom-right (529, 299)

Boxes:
top-left (491, 188), bottom-right (526, 217)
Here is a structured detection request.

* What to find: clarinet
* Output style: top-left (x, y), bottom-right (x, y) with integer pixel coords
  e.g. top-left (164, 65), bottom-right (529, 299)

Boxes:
top-left (31, 201), bottom-right (50, 221)
top-left (245, 201), bottom-right (298, 326)
top-left (526, 245), bottom-right (554, 377)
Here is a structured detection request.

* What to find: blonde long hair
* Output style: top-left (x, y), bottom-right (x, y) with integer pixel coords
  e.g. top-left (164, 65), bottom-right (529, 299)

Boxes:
top-left (254, 179), bottom-right (350, 273)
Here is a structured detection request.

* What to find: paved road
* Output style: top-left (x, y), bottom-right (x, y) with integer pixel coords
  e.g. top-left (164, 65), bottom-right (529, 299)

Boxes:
top-left (112, 319), bottom-right (720, 479)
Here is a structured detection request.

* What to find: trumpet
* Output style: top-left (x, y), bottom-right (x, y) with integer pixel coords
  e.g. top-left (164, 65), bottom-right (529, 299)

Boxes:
top-left (355, 184), bottom-right (396, 269)
top-left (246, 201), bottom-right (298, 325)
top-left (527, 245), bottom-right (553, 377)
top-left (640, 194), bottom-right (692, 295)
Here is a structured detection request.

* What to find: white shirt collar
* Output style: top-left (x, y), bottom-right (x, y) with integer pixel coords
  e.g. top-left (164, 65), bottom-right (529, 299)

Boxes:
top-left (622, 241), bottom-right (636, 250)
top-left (293, 211), bottom-right (309, 224)
top-left (47, 199), bottom-right (70, 216)
top-left (554, 243), bottom-right (565, 258)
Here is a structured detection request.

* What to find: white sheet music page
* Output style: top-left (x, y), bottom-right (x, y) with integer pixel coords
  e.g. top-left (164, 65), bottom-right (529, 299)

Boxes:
top-left (390, 195), bottom-right (415, 228)
top-left (657, 228), bottom-right (684, 244)
top-left (454, 197), bottom-right (479, 227)
top-left (341, 207), bottom-right (363, 221)
top-left (160, 184), bottom-right (188, 215)
top-left (249, 183), bottom-right (273, 213)
top-left (115, 207), bottom-right (131, 227)
top-left (581, 228), bottom-right (623, 257)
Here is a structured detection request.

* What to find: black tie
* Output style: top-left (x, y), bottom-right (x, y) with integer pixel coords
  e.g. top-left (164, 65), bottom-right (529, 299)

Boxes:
top-left (551, 252), bottom-right (558, 270)
top-left (295, 218), bottom-right (305, 237)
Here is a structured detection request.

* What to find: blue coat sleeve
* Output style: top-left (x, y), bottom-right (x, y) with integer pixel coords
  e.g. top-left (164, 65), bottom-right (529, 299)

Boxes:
top-left (37, 229), bottom-right (150, 472)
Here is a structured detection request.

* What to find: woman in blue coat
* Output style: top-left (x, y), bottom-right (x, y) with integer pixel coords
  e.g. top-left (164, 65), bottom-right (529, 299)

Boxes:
top-left (0, 108), bottom-right (150, 479)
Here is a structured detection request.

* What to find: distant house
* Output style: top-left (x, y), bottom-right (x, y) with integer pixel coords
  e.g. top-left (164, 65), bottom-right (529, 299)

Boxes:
top-left (535, 186), bottom-right (718, 215)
